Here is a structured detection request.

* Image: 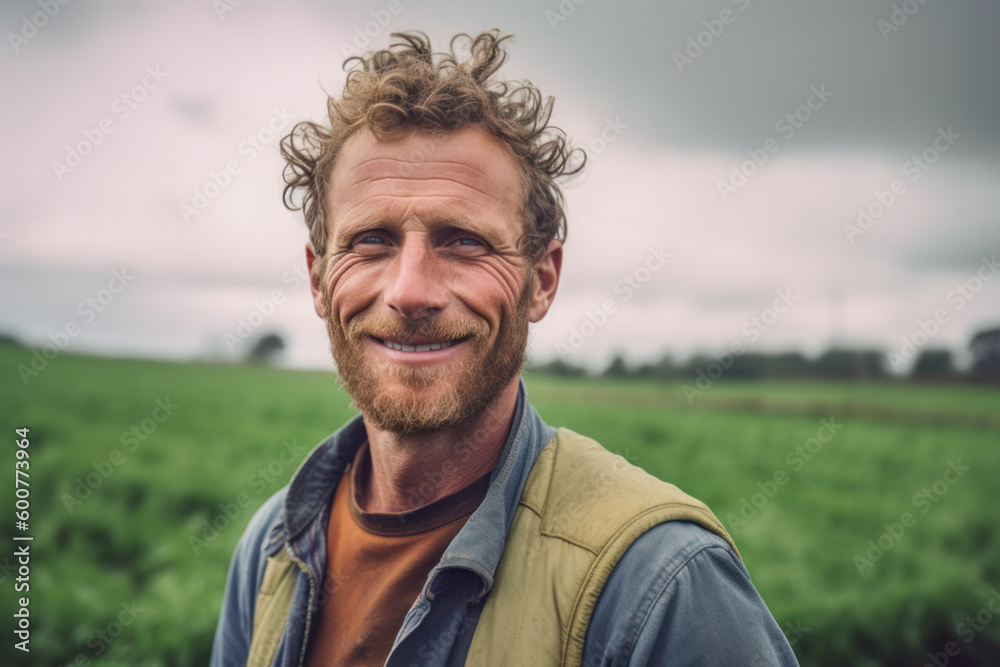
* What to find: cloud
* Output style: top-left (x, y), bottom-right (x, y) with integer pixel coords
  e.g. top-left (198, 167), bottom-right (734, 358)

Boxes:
top-left (1, 0), bottom-right (997, 371)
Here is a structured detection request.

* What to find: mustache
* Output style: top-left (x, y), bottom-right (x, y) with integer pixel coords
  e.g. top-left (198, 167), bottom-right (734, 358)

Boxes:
top-left (345, 311), bottom-right (489, 344)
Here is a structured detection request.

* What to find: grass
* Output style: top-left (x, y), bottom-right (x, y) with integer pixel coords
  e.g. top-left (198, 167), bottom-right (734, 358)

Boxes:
top-left (1, 343), bottom-right (998, 666)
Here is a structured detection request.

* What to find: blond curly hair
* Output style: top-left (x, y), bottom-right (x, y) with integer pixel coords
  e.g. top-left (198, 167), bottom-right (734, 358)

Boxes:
top-left (280, 30), bottom-right (585, 267)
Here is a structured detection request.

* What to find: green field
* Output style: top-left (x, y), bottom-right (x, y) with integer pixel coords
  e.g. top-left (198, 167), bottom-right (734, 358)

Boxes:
top-left (1, 343), bottom-right (998, 666)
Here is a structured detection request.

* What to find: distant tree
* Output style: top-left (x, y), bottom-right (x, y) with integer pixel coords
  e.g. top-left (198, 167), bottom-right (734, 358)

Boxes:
top-left (634, 354), bottom-right (678, 380)
top-left (246, 332), bottom-right (286, 365)
top-left (724, 353), bottom-right (766, 379)
top-left (603, 354), bottom-right (630, 378)
top-left (0, 331), bottom-right (21, 346)
top-left (728, 352), bottom-right (811, 379)
top-left (529, 358), bottom-right (586, 377)
top-left (677, 351), bottom-right (814, 380)
top-left (769, 352), bottom-right (811, 377)
top-left (910, 349), bottom-right (955, 380)
top-left (969, 327), bottom-right (1000, 382)
top-left (680, 354), bottom-right (714, 378)
top-left (811, 348), bottom-right (887, 379)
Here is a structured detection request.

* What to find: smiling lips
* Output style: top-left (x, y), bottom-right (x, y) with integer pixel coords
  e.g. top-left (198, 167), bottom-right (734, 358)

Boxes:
top-left (373, 337), bottom-right (466, 353)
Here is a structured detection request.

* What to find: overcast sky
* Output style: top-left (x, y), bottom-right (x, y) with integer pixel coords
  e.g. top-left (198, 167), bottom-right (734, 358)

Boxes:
top-left (2, 0), bottom-right (998, 373)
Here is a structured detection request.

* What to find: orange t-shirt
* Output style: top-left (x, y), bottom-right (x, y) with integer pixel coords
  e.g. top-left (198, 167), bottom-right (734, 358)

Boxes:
top-left (304, 441), bottom-right (490, 666)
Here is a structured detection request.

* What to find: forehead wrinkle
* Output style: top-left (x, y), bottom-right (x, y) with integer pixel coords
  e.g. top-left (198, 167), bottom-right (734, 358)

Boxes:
top-left (347, 174), bottom-right (498, 201)
top-left (335, 152), bottom-right (520, 207)
top-left (330, 166), bottom-right (516, 224)
top-left (332, 175), bottom-right (520, 231)
top-left (356, 176), bottom-right (497, 199)
top-left (332, 125), bottom-right (523, 192)
top-left (339, 192), bottom-right (512, 222)
top-left (348, 156), bottom-right (492, 179)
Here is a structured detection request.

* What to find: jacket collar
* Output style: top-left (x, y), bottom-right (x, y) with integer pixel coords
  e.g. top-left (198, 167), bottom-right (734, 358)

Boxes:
top-left (431, 381), bottom-right (555, 602)
top-left (262, 416), bottom-right (365, 554)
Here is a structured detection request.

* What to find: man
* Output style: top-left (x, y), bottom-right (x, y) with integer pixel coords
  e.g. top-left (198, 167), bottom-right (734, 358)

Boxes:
top-left (211, 30), bottom-right (799, 666)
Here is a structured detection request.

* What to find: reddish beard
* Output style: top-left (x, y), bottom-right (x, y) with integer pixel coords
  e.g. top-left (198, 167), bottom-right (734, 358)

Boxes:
top-left (323, 279), bottom-right (532, 435)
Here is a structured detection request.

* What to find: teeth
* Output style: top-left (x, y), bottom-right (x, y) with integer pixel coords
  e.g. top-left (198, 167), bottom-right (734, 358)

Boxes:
top-left (381, 339), bottom-right (458, 352)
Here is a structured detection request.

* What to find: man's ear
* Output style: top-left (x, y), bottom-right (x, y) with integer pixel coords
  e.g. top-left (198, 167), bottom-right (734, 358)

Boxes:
top-left (528, 239), bottom-right (562, 323)
top-left (305, 244), bottom-right (327, 318)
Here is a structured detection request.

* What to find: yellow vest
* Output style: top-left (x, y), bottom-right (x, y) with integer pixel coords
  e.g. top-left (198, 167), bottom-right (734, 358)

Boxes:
top-left (247, 428), bottom-right (737, 667)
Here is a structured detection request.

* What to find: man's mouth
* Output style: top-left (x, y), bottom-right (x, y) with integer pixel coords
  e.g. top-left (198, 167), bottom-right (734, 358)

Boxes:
top-left (372, 336), bottom-right (467, 353)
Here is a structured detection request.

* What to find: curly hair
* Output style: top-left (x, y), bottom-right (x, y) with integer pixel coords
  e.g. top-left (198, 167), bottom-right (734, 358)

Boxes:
top-left (279, 30), bottom-right (585, 267)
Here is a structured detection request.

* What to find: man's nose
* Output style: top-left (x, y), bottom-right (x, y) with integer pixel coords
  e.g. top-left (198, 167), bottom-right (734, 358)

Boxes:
top-left (382, 238), bottom-right (449, 320)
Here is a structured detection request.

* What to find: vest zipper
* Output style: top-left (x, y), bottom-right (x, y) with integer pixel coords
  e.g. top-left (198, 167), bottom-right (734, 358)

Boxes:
top-left (285, 544), bottom-right (317, 667)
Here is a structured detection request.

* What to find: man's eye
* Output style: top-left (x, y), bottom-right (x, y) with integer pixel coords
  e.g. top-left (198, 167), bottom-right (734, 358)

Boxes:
top-left (357, 235), bottom-right (389, 246)
top-left (454, 237), bottom-right (483, 247)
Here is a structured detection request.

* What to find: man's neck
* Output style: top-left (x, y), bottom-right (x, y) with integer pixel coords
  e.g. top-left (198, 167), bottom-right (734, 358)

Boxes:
top-left (358, 378), bottom-right (521, 514)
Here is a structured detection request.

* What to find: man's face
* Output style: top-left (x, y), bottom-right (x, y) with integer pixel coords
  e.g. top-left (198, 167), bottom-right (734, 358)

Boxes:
top-left (308, 125), bottom-right (559, 435)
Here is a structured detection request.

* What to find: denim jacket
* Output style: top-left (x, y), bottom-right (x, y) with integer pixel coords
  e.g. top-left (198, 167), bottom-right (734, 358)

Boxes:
top-left (210, 380), bottom-right (800, 666)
